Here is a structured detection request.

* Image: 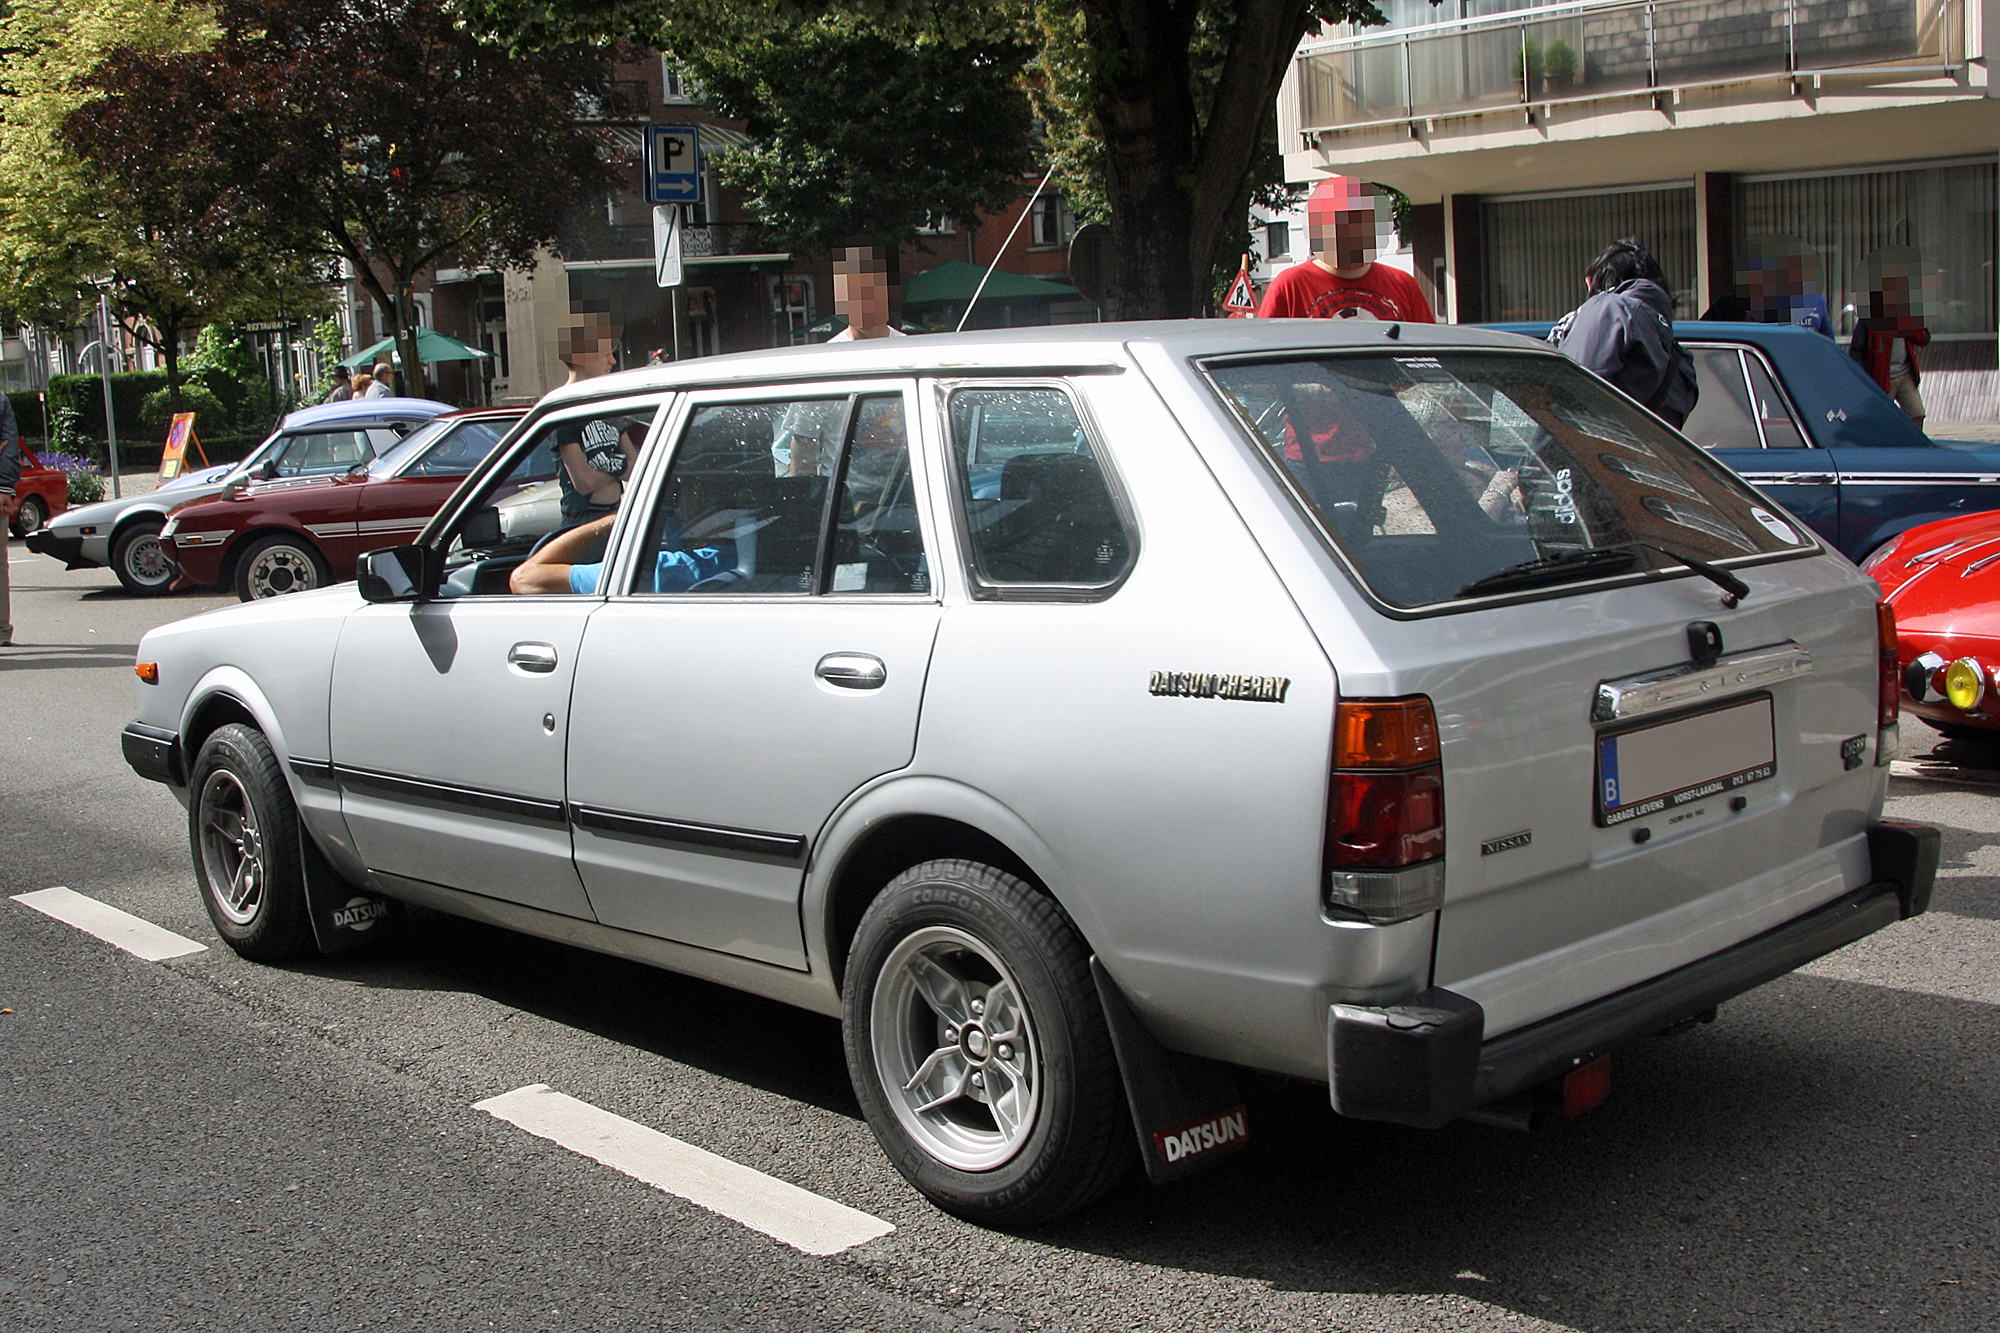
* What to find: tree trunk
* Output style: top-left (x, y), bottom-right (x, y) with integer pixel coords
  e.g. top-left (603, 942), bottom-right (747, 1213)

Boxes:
top-left (1080, 0), bottom-right (1319, 320)
top-left (348, 255), bottom-right (430, 400)
top-left (1085, 0), bottom-right (1202, 320)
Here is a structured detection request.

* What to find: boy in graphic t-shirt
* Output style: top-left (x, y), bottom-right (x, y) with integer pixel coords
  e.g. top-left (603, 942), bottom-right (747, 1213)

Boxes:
top-left (1259, 176), bottom-right (1434, 324)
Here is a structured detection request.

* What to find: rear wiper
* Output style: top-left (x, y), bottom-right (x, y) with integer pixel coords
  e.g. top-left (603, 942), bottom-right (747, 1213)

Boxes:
top-left (1458, 541), bottom-right (1749, 605)
top-left (1457, 547), bottom-right (1639, 597)
top-left (1622, 541), bottom-right (1750, 608)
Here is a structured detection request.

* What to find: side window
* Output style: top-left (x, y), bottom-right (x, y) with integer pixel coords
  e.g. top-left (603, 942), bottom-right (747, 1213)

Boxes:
top-left (947, 387), bottom-right (1132, 592)
top-left (276, 430), bottom-right (374, 476)
top-left (829, 395), bottom-right (927, 594)
top-left (1743, 355), bottom-right (1808, 448)
top-left (1679, 347), bottom-right (1765, 452)
top-left (434, 404), bottom-right (660, 597)
top-left (632, 398), bottom-right (845, 595)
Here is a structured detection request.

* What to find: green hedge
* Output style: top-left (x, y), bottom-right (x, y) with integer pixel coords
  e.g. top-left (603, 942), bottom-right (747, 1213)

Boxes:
top-left (45, 368), bottom-right (275, 443)
top-left (6, 391), bottom-right (48, 444)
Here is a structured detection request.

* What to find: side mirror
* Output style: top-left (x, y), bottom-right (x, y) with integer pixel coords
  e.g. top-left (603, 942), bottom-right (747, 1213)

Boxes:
top-left (458, 506), bottom-right (503, 547)
top-left (356, 545), bottom-right (440, 602)
top-left (260, 459), bottom-right (281, 480)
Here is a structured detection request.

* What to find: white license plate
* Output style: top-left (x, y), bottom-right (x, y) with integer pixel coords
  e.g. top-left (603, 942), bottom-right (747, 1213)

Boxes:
top-left (1596, 694), bottom-right (1776, 827)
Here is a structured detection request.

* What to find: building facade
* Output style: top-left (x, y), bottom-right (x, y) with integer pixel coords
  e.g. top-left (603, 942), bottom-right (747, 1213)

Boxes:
top-left (1278, 0), bottom-right (2000, 418)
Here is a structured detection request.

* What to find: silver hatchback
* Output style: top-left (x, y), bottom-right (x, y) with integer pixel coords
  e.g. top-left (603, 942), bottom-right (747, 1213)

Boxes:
top-left (125, 321), bottom-right (1936, 1224)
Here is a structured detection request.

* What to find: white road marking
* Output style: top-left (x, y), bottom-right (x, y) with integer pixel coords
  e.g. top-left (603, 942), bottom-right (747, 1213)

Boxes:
top-left (11, 886), bottom-right (207, 961)
top-left (474, 1084), bottom-right (893, 1256)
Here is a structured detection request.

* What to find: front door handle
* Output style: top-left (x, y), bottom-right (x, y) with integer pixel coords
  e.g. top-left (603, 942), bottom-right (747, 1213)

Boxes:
top-left (509, 642), bottom-right (559, 673)
top-left (816, 652), bottom-right (886, 689)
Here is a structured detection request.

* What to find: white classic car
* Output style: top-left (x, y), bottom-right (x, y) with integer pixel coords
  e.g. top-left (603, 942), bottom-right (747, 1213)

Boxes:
top-left (124, 322), bottom-right (1936, 1223)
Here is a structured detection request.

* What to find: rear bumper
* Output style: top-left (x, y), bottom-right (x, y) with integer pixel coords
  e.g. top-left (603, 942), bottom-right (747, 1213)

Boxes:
top-left (1328, 821), bottom-right (1940, 1128)
top-left (24, 529), bottom-right (91, 568)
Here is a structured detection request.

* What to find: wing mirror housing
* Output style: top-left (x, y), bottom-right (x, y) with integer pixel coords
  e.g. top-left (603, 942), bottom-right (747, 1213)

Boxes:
top-left (259, 459), bottom-right (281, 480)
top-left (356, 545), bottom-right (441, 602)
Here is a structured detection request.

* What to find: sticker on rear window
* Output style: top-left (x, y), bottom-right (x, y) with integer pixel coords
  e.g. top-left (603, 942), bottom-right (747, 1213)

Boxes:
top-left (1748, 506), bottom-right (1797, 544)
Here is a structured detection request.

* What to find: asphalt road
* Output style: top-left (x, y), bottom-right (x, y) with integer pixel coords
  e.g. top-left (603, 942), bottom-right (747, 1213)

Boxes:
top-left (3, 541), bottom-right (1996, 1333)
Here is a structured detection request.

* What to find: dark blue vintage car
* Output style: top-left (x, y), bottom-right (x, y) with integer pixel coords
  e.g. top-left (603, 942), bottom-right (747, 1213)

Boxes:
top-left (1491, 321), bottom-right (2000, 562)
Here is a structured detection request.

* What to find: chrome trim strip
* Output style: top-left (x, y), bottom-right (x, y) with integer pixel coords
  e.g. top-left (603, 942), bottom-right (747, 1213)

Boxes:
top-left (1838, 473), bottom-right (2000, 486)
top-left (1593, 642), bottom-right (1812, 723)
top-left (332, 764), bottom-right (568, 823)
top-left (570, 804), bottom-right (808, 860)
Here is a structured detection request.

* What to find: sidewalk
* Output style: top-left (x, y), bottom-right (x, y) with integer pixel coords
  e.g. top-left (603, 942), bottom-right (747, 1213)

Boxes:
top-left (1932, 422), bottom-right (2000, 443)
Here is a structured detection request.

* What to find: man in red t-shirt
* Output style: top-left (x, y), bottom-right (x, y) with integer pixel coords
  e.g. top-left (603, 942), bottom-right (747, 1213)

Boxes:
top-left (1259, 176), bottom-right (1434, 323)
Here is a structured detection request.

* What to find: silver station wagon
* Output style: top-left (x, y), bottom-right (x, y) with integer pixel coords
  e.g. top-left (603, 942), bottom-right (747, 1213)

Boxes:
top-left (124, 322), bottom-right (1938, 1224)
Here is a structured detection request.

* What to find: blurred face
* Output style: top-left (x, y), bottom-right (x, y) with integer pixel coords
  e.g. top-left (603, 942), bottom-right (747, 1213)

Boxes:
top-left (834, 248), bottom-right (899, 328)
top-left (1308, 181), bottom-right (1380, 271)
top-left (558, 306), bottom-right (621, 373)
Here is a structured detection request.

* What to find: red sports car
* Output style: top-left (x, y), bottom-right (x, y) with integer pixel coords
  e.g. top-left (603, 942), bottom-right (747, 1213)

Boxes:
top-left (8, 445), bottom-right (71, 537)
top-left (1865, 511), bottom-right (2000, 738)
top-left (161, 407), bottom-right (523, 599)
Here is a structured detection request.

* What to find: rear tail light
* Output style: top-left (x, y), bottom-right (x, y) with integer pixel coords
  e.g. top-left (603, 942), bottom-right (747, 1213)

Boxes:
top-left (1325, 696), bottom-right (1445, 924)
top-left (1877, 601), bottom-right (1899, 766)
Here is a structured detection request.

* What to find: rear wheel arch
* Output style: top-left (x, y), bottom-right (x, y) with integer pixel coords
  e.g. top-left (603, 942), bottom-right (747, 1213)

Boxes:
top-left (820, 813), bottom-right (1050, 995)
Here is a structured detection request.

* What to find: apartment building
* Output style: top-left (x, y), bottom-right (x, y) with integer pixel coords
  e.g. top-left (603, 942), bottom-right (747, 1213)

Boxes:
top-left (1278, 0), bottom-right (1999, 418)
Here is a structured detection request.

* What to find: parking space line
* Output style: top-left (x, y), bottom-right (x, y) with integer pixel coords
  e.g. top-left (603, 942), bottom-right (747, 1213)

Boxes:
top-left (474, 1083), bottom-right (893, 1256)
top-left (11, 887), bottom-right (208, 961)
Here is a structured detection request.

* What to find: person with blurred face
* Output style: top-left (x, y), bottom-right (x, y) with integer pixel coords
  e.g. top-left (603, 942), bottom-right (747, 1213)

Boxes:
top-left (830, 239), bottom-right (907, 341)
top-left (1258, 176), bottom-right (1433, 322)
top-left (1851, 252), bottom-right (1930, 426)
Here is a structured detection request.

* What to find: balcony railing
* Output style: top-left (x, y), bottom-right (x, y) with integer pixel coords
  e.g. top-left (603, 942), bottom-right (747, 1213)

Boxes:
top-left (1297, 0), bottom-right (1962, 132)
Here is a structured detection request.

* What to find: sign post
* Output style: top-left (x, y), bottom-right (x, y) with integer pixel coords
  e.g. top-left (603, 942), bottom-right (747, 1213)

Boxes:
top-left (645, 125), bottom-right (704, 206)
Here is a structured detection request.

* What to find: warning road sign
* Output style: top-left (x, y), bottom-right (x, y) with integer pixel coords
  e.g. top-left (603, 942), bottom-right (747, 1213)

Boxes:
top-left (1222, 267), bottom-right (1259, 318)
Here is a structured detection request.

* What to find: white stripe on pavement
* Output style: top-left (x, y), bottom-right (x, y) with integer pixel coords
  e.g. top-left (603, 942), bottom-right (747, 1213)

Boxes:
top-left (474, 1084), bottom-right (893, 1256)
top-left (11, 886), bottom-right (208, 961)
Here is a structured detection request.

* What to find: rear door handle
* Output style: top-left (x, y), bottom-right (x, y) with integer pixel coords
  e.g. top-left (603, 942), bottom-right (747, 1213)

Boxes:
top-left (509, 642), bottom-right (559, 673)
top-left (816, 652), bottom-right (886, 689)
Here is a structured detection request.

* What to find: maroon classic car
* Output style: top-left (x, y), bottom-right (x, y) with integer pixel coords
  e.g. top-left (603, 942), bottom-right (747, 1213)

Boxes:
top-left (161, 407), bottom-right (524, 599)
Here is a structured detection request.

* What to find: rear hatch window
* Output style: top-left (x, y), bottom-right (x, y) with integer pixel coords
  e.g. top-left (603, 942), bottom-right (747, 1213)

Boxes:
top-left (1204, 351), bottom-right (1815, 611)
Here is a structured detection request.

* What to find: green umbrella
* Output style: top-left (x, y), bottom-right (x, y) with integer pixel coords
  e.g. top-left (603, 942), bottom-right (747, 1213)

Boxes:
top-left (902, 261), bottom-right (1082, 306)
top-left (339, 328), bottom-right (493, 370)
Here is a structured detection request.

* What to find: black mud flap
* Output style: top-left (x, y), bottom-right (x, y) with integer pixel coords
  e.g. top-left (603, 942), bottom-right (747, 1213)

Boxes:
top-left (1090, 958), bottom-right (1249, 1185)
top-left (299, 831), bottom-right (395, 954)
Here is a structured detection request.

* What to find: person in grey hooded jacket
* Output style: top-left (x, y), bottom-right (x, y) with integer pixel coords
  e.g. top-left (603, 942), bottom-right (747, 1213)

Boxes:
top-left (1549, 238), bottom-right (1698, 428)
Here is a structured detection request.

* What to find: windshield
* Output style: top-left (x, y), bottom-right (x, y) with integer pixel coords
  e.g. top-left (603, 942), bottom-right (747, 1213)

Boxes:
top-left (1205, 351), bottom-right (1814, 610)
top-left (366, 417), bottom-right (456, 475)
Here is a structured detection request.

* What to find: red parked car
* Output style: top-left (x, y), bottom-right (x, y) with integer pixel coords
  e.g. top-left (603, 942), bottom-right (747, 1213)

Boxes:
top-left (161, 407), bottom-right (523, 599)
top-left (1866, 511), bottom-right (2000, 739)
top-left (8, 445), bottom-right (71, 537)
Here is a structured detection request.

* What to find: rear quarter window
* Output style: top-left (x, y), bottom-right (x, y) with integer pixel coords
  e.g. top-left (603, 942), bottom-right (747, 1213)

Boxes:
top-left (1205, 350), bottom-right (1814, 611)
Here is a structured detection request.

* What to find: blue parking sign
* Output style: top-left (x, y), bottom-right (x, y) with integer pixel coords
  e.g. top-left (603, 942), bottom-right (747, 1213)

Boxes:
top-left (647, 125), bottom-right (703, 205)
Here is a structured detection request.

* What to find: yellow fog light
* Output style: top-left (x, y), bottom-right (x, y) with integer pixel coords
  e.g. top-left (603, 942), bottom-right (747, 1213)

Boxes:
top-left (1945, 658), bottom-right (1986, 711)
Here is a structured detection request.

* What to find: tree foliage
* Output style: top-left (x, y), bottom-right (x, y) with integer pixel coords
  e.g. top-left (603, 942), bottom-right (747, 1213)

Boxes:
top-left (662, 15), bottom-right (1036, 252)
top-left (70, 0), bottom-right (622, 398)
top-left (457, 0), bottom-right (1382, 318)
top-left (0, 0), bottom-right (322, 409)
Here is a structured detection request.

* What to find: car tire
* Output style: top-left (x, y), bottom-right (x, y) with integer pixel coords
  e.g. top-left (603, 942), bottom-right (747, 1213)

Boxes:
top-left (187, 723), bottom-right (313, 962)
top-left (234, 533), bottom-right (329, 601)
top-left (9, 493), bottom-right (48, 537)
top-left (111, 518), bottom-right (174, 596)
top-left (842, 858), bottom-right (1131, 1226)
